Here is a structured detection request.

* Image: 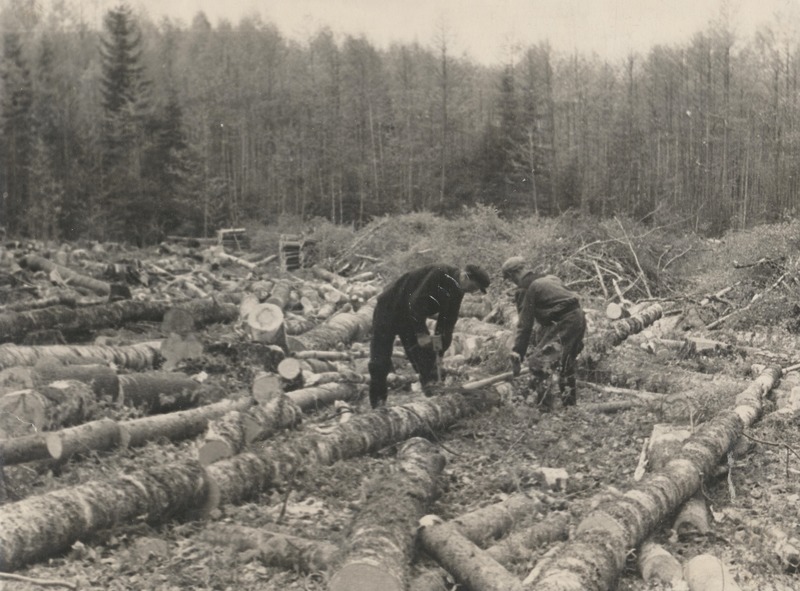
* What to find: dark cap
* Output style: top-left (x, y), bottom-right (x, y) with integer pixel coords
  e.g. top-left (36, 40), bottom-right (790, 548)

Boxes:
top-left (465, 264), bottom-right (491, 294)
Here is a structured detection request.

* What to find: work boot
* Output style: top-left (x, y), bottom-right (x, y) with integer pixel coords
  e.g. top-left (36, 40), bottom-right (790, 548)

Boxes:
top-left (560, 375), bottom-right (577, 407)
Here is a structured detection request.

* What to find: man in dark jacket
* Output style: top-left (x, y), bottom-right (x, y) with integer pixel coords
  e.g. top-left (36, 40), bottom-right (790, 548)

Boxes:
top-left (501, 256), bottom-right (586, 409)
top-left (368, 263), bottom-right (491, 408)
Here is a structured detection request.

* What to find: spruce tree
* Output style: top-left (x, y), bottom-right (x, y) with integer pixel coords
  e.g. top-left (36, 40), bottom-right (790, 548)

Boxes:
top-left (0, 31), bottom-right (33, 236)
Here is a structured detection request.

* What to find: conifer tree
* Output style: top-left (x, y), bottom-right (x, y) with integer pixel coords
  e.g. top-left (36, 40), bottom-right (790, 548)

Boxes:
top-left (0, 31), bottom-right (33, 236)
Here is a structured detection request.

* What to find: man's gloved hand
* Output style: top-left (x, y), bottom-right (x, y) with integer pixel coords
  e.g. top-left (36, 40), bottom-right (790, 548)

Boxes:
top-left (509, 352), bottom-right (522, 377)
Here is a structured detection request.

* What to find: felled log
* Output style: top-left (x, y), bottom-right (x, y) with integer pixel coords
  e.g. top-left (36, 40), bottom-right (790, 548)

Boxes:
top-left (294, 350), bottom-right (352, 361)
top-left (311, 265), bottom-right (348, 289)
top-left (637, 541), bottom-right (684, 587)
top-left (204, 391), bottom-right (501, 511)
top-left (485, 511), bottom-right (570, 567)
top-left (0, 380), bottom-right (99, 437)
top-left (0, 362), bottom-right (118, 397)
top-left (200, 524), bottom-right (338, 573)
top-left (287, 299), bottom-right (375, 352)
top-left (120, 397), bottom-right (256, 448)
top-left (0, 291), bottom-right (82, 313)
top-left (284, 383), bottom-right (359, 411)
top-left (417, 516), bottom-right (526, 591)
top-left (582, 303), bottom-right (663, 365)
top-left (0, 298), bottom-right (237, 344)
top-left (674, 496), bottom-right (711, 539)
top-left (0, 341), bottom-right (162, 371)
top-left (0, 460), bottom-right (207, 571)
top-left (283, 312), bottom-right (317, 336)
top-left (450, 492), bottom-right (551, 546)
top-left (329, 438), bottom-right (445, 591)
top-left (0, 430), bottom-right (53, 464)
top-left (265, 279), bottom-right (293, 310)
top-left (684, 554), bottom-right (742, 591)
top-left (45, 418), bottom-right (122, 462)
top-left (20, 254), bottom-right (111, 296)
top-left (528, 366), bottom-right (781, 591)
top-left (116, 372), bottom-right (201, 413)
top-left (197, 396), bottom-right (303, 466)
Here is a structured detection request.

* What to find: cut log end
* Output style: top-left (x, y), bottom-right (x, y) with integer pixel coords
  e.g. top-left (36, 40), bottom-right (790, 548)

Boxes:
top-left (45, 432), bottom-right (64, 460)
top-left (199, 440), bottom-right (235, 467)
top-left (252, 373), bottom-right (284, 404)
top-left (277, 358), bottom-right (302, 381)
top-left (329, 563), bottom-right (405, 591)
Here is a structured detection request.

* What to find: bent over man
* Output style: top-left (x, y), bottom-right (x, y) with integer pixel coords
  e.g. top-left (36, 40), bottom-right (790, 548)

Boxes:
top-left (368, 263), bottom-right (491, 408)
top-left (501, 256), bottom-right (586, 409)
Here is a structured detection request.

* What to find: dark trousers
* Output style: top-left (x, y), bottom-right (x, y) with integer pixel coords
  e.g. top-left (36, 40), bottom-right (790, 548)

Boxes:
top-left (368, 300), bottom-right (438, 408)
top-left (530, 308), bottom-right (586, 407)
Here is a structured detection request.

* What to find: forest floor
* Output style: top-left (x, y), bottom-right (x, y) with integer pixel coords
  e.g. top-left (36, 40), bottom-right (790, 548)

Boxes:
top-left (3, 215), bottom-right (800, 590)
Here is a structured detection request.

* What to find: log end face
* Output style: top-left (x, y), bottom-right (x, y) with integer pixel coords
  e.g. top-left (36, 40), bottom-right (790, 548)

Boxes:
top-left (198, 440), bottom-right (234, 467)
top-left (329, 562), bottom-right (404, 591)
top-left (45, 432), bottom-right (63, 460)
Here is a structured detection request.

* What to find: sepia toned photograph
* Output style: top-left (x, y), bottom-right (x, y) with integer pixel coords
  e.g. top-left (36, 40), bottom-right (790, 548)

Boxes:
top-left (2, 1), bottom-right (800, 589)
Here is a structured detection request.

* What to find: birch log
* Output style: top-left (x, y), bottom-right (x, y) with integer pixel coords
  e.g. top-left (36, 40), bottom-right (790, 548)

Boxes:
top-left (116, 372), bottom-right (201, 413)
top-left (0, 341), bottom-right (162, 371)
top-left (20, 254), bottom-right (111, 296)
top-left (417, 516), bottom-right (526, 591)
top-left (329, 437), bottom-right (445, 591)
top-left (0, 380), bottom-right (99, 437)
top-left (197, 396), bottom-right (303, 465)
top-left (200, 524), bottom-right (338, 573)
top-left (0, 298), bottom-right (236, 344)
top-left (204, 391), bottom-right (501, 510)
top-left (0, 461), bottom-right (207, 571)
top-left (287, 299), bottom-right (375, 352)
top-left (0, 363), bottom-right (119, 397)
top-left (529, 366), bottom-right (781, 591)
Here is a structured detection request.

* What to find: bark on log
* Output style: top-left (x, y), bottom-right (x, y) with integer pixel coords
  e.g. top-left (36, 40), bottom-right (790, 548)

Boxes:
top-left (0, 363), bottom-right (120, 398)
top-left (265, 279), bottom-right (294, 310)
top-left (0, 380), bottom-right (99, 437)
top-left (294, 350), bottom-right (352, 361)
top-left (20, 254), bottom-right (111, 296)
top-left (673, 496), bottom-right (711, 539)
top-left (120, 397), bottom-right (256, 448)
top-left (0, 298), bottom-right (237, 344)
top-left (528, 366), bottom-right (781, 591)
top-left (198, 396), bottom-right (303, 466)
top-left (329, 437), bottom-right (446, 591)
top-left (0, 341), bottom-right (162, 371)
top-left (200, 523), bottom-right (338, 573)
top-left (204, 391), bottom-right (501, 511)
top-left (0, 431), bottom-right (52, 464)
top-left (0, 461), bottom-right (207, 571)
top-left (485, 512), bottom-right (570, 567)
top-left (288, 299), bottom-right (375, 352)
top-left (116, 372), bottom-right (201, 413)
top-left (417, 515), bottom-right (526, 591)
top-left (450, 492), bottom-right (551, 546)
top-left (285, 383), bottom-right (359, 412)
top-left (582, 303), bottom-right (664, 366)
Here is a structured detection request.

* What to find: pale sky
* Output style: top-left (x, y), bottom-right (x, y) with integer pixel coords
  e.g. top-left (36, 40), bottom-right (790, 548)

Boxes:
top-left (116, 0), bottom-right (797, 65)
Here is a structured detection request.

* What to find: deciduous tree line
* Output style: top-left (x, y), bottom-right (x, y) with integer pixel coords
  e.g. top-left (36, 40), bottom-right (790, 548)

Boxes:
top-left (1, 2), bottom-right (798, 243)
